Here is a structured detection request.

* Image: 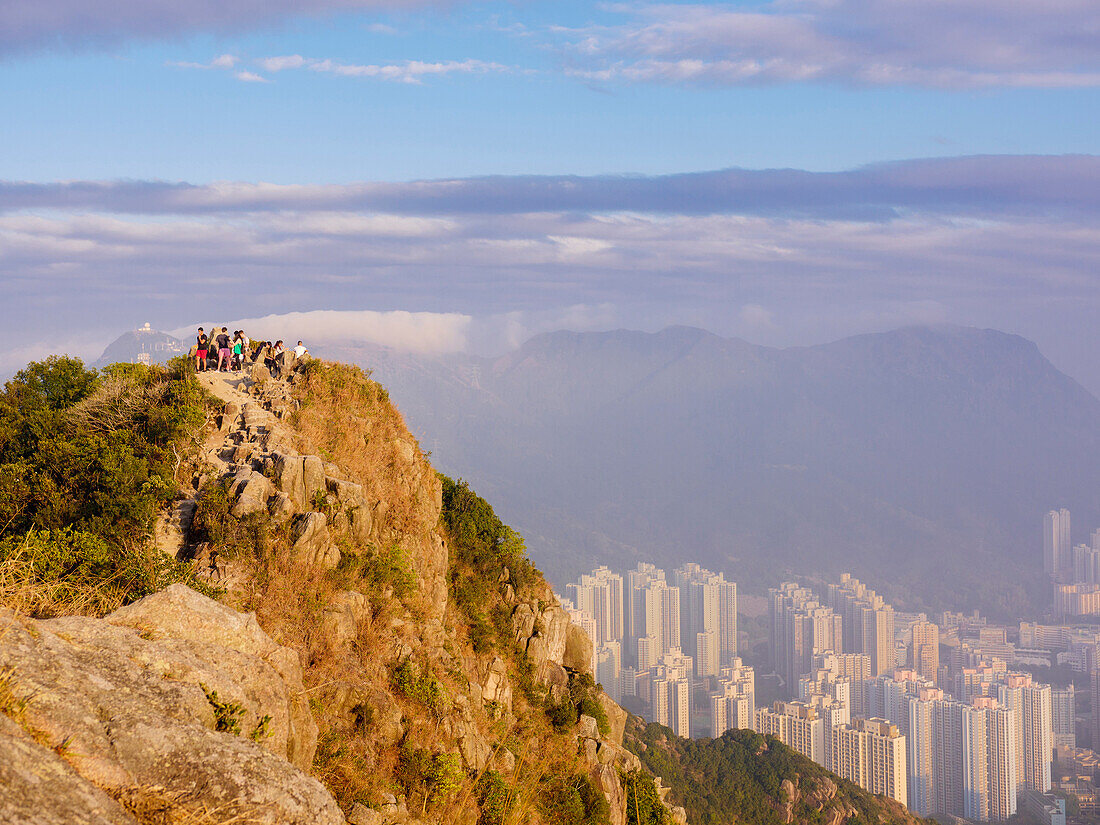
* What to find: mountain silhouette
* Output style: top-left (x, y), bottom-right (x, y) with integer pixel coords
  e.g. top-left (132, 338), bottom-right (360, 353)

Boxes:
top-left (325, 325), bottom-right (1100, 616)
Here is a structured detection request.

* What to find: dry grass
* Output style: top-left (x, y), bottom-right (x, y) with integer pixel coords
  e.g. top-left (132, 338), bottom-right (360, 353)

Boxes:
top-left (111, 785), bottom-right (270, 825)
top-left (0, 540), bottom-right (129, 618)
top-left (290, 361), bottom-right (437, 540)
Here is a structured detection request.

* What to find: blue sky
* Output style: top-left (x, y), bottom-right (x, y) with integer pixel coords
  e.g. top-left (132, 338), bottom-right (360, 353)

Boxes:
top-left (2, 0), bottom-right (1099, 392)
top-left (3, 2), bottom-right (1098, 182)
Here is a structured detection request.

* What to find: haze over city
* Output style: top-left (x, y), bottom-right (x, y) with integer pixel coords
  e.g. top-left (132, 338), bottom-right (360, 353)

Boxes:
top-left (3, 2), bottom-right (1100, 825)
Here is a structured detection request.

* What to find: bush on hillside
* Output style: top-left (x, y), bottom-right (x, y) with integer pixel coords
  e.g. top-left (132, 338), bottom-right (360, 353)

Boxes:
top-left (539, 773), bottom-right (610, 825)
top-left (0, 356), bottom-right (215, 615)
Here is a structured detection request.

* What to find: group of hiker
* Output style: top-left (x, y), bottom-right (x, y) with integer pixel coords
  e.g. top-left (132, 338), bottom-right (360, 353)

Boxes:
top-left (192, 326), bottom-right (308, 377)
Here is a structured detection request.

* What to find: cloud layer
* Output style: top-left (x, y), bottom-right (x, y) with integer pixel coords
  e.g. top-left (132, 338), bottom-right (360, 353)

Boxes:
top-left (561, 1), bottom-right (1100, 89)
top-left (0, 0), bottom-right (441, 56)
top-left (3, 155), bottom-right (1099, 219)
top-left (2, 155), bottom-right (1098, 390)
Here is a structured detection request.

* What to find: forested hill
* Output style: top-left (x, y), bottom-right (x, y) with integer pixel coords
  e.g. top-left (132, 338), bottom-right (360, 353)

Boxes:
top-left (626, 720), bottom-right (924, 825)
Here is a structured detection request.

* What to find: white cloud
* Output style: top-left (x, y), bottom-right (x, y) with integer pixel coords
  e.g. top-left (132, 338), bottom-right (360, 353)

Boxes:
top-left (257, 55), bottom-right (511, 83)
top-left (168, 54), bottom-right (241, 71)
top-left (172, 310), bottom-right (473, 353)
top-left (739, 304), bottom-right (776, 332)
top-left (234, 70), bottom-right (268, 83)
top-left (557, 0), bottom-right (1100, 89)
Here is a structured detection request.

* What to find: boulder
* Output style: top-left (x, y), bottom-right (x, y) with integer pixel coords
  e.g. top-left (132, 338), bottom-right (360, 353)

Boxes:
top-left (481, 657), bottom-right (513, 713)
top-left (272, 453), bottom-right (306, 510)
top-left (291, 512), bottom-right (340, 569)
top-left (230, 470), bottom-right (273, 518)
top-left (0, 716), bottom-right (135, 825)
top-left (269, 490), bottom-right (295, 521)
top-left (563, 623), bottom-right (594, 674)
top-left (302, 456), bottom-right (326, 506)
top-left (251, 363), bottom-right (272, 384)
top-left (350, 804), bottom-right (384, 825)
top-left (105, 584), bottom-right (318, 771)
top-left (323, 590), bottom-right (370, 646)
top-left (512, 603), bottom-right (536, 645)
top-left (0, 594), bottom-right (341, 825)
top-left (578, 714), bottom-right (600, 740)
top-left (347, 504), bottom-right (373, 544)
top-left (598, 693), bottom-right (629, 747)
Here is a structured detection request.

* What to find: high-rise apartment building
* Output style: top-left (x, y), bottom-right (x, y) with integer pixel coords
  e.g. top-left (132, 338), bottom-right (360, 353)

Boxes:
top-left (1044, 508), bottom-right (1072, 579)
top-left (597, 642), bottom-right (622, 702)
top-left (829, 718), bottom-right (908, 806)
top-left (995, 675), bottom-right (1050, 793)
top-left (651, 648), bottom-right (693, 737)
top-left (962, 697), bottom-right (1017, 822)
top-left (567, 566), bottom-right (624, 647)
top-left (675, 563), bottom-right (738, 671)
top-left (1051, 686), bottom-right (1075, 750)
top-left (755, 701), bottom-right (825, 765)
top-left (827, 574), bottom-right (896, 676)
top-left (770, 582), bottom-right (843, 693)
top-left (910, 621), bottom-right (940, 683)
top-left (711, 659), bottom-right (755, 737)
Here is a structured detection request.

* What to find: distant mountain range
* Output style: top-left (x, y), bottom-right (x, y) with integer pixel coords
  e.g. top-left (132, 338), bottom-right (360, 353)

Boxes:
top-left (320, 325), bottom-right (1100, 618)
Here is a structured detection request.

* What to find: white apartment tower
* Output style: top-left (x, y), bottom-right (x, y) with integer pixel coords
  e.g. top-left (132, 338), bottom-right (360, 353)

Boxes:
top-left (675, 563), bottom-right (738, 672)
top-left (770, 582), bottom-right (844, 693)
top-left (711, 659), bottom-right (755, 737)
top-left (827, 573), bottom-right (896, 677)
top-left (1044, 509), bottom-right (1072, 579)
top-left (755, 701), bottom-right (826, 766)
top-left (829, 718), bottom-right (908, 806)
top-left (1051, 686), bottom-right (1075, 750)
top-left (962, 698), bottom-right (1017, 822)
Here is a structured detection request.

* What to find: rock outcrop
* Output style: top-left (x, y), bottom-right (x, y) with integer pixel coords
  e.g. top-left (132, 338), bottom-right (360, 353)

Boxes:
top-left (0, 586), bottom-right (341, 825)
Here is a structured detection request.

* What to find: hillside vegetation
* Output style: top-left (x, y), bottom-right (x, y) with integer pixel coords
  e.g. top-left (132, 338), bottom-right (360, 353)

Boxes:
top-left (626, 721), bottom-right (924, 825)
top-left (0, 355), bottom-right (931, 825)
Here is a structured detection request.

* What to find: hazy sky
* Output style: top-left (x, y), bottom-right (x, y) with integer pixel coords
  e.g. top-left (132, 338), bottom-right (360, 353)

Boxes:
top-left (2, 1), bottom-right (1098, 391)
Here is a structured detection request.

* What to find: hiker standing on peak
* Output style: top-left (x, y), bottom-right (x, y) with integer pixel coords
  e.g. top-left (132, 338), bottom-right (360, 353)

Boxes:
top-left (216, 327), bottom-right (232, 372)
top-left (293, 340), bottom-right (308, 359)
top-left (194, 328), bottom-right (208, 372)
top-left (231, 331), bottom-right (244, 371)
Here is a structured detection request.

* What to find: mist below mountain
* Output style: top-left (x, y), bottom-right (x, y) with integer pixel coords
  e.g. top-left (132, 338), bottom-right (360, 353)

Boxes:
top-left (322, 325), bottom-right (1100, 617)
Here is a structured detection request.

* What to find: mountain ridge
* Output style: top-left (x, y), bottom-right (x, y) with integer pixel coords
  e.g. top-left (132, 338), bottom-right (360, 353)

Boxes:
top-left (324, 324), bottom-right (1100, 616)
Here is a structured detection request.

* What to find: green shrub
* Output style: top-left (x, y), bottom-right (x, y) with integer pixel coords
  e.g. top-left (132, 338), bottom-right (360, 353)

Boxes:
top-left (361, 543), bottom-right (415, 598)
top-left (201, 684), bottom-right (245, 735)
top-left (0, 356), bottom-right (217, 614)
top-left (191, 479), bottom-right (272, 561)
top-left (392, 660), bottom-right (448, 718)
top-left (539, 773), bottom-right (610, 825)
top-left (0, 527), bottom-right (219, 617)
top-left (477, 770), bottom-right (512, 825)
top-left (619, 771), bottom-right (670, 825)
top-left (397, 746), bottom-right (466, 805)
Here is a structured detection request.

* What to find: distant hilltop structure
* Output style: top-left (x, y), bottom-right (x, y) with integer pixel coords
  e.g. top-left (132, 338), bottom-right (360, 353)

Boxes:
top-left (94, 323), bottom-right (185, 368)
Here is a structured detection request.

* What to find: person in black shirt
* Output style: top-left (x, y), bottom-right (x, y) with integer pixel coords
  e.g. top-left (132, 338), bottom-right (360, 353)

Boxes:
top-left (194, 328), bottom-right (208, 372)
top-left (216, 327), bottom-right (232, 372)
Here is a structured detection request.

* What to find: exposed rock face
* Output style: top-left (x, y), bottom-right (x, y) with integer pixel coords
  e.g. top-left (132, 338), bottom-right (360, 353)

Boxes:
top-left (0, 586), bottom-right (340, 825)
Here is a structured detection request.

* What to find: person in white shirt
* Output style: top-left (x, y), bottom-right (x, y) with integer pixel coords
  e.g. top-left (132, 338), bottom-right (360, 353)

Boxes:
top-left (293, 341), bottom-right (308, 358)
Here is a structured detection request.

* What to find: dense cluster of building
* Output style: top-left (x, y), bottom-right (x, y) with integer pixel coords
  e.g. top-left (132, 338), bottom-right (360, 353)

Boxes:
top-left (1044, 509), bottom-right (1100, 618)
top-left (562, 509), bottom-right (1100, 823)
top-left (560, 562), bottom-right (744, 738)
